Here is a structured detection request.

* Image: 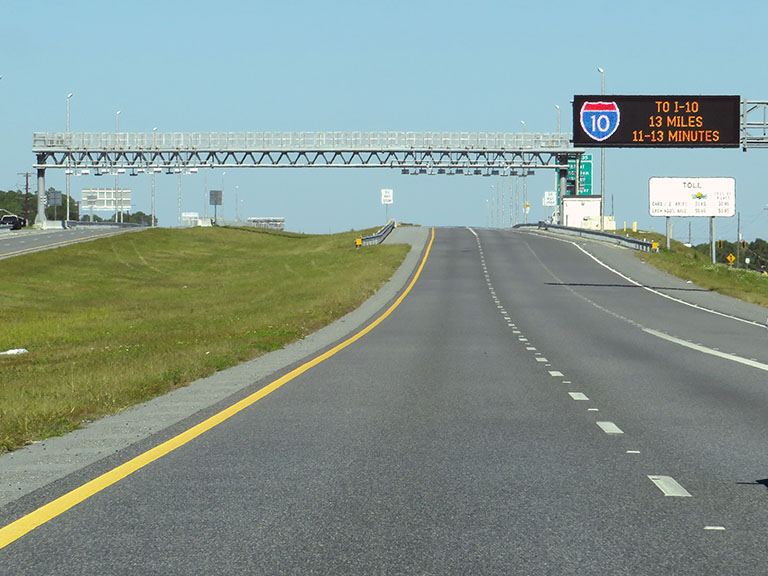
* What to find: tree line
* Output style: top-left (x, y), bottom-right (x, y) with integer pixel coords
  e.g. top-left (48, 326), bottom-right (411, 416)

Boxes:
top-left (0, 189), bottom-right (155, 226)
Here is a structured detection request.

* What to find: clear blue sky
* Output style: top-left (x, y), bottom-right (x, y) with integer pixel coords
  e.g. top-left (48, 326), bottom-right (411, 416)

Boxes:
top-left (2, 0), bottom-right (766, 242)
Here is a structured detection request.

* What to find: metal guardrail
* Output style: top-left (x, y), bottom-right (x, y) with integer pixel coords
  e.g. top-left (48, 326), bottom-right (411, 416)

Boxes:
top-left (356, 221), bottom-right (396, 247)
top-left (515, 222), bottom-right (654, 252)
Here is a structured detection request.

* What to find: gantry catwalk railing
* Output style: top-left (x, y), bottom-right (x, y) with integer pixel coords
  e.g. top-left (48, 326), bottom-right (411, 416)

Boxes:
top-left (742, 101), bottom-right (768, 149)
top-left (33, 131), bottom-right (582, 173)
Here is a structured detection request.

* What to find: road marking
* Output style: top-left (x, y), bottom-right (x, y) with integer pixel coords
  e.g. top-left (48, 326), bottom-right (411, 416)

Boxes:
top-left (0, 232), bottom-right (124, 259)
top-left (0, 229), bottom-right (437, 550)
top-left (568, 392), bottom-right (589, 400)
top-left (562, 380), bottom-right (571, 384)
top-left (704, 526), bottom-right (726, 531)
top-left (626, 450), bottom-right (641, 454)
top-left (644, 329), bottom-right (768, 372)
top-left (648, 475), bottom-right (692, 497)
top-left (549, 370), bottom-right (564, 377)
top-left (566, 240), bottom-right (766, 329)
top-left (536, 357), bottom-right (548, 363)
top-left (588, 408), bottom-right (599, 412)
top-left (596, 421), bottom-right (623, 434)
top-left (526, 346), bottom-right (536, 351)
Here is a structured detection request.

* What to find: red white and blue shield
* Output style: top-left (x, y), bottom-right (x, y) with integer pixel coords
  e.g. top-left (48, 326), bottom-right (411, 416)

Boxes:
top-left (580, 101), bottom-right (620, 142)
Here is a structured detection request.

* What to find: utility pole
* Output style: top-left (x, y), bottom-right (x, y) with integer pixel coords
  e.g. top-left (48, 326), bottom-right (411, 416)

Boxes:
top-left (17, 172), bottom-right (31, 221)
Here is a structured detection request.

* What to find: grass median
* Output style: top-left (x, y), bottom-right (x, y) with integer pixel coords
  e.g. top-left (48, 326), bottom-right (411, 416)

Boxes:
top-left (0, 226), bottom-right (410, 452)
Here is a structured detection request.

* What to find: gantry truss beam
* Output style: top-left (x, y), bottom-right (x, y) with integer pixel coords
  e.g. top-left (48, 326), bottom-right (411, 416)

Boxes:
top-left (742, 101), bottom-right (768, 149)
top-left (33, 131), bottom-right (583, 173)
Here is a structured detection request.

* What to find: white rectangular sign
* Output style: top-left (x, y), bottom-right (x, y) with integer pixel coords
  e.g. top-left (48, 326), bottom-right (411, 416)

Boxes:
top-left (81, 188), bottom-right (132, 212)
top-left (542, 191), bottom-right (557, 207)
top-left (649, 177), bottom-right (735, 217)
top-left (381, 188), bottom-right (393, 205)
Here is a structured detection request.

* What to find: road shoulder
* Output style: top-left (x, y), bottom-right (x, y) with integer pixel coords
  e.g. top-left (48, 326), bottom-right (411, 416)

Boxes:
top-left (0, 226), bottom-right (430, 508)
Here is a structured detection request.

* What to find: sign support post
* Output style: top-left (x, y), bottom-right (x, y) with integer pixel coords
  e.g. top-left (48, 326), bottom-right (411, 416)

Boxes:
top-left (381, 188), bottom-right (393, 223)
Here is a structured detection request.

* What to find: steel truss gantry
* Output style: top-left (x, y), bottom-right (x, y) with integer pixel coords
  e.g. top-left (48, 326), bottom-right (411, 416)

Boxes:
top-left (33, 131), bottom-right (580, 173)
top-left (742, 101), bottom-right (768, 149)
top-left (31, 131), bottom-right (583, 226)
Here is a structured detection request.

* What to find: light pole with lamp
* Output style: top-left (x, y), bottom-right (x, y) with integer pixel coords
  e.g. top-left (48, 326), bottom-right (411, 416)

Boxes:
top-left (222, 171), bottom-right (226, 222)
top-left (115, 111), bottom-right (121, 223)
top-left (597, 66), bottom-right (606, 231)
top-left (490, 184), bottom-right (495, 227)
top-left (151, 127), bottom-right (157, 227)
top-left (521, 121), bottom-right (529, 224)
top-left (66, 93), bottom-right (72, 225)
top-left (554, 104), bottom-right (561, 134)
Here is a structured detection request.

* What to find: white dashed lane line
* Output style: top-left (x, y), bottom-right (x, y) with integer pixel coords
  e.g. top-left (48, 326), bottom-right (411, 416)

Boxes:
top-left (568, 392), bottom-right (589, 400)
top-left (648, 475), bottom-right (692, 497)
top-left (596, 421), bottom-right (624, 434)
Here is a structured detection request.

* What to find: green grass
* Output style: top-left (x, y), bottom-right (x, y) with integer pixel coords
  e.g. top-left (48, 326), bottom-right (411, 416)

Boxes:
top-left (0, 226), bottom-right (409, 452)
top-left (616, 229), bottom-right (768, 308)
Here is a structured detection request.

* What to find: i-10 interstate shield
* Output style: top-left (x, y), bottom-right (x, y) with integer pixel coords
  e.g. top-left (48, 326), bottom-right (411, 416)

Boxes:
top-left (580, 101), bottom-right (620, 142)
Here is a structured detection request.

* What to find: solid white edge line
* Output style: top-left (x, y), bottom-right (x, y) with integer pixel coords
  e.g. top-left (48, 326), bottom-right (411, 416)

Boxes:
top-left (644, 328), bottom-right (768, 372)
top-left (560, 235), bottom-right (764, 329)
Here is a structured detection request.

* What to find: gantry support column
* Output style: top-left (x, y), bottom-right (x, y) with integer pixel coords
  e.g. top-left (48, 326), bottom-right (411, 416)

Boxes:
top-left (35, 166), bottom-right (47, 227)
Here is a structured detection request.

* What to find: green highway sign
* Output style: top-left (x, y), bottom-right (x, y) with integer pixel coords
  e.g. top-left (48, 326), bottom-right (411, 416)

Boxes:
top-left (557, 154), bottom-right (592, 197)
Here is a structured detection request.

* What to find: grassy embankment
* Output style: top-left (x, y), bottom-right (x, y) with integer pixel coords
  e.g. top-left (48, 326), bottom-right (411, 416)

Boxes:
top-left (617, 228), bottom-right (768, 308)
top-left (0, 226), bottom-right (409, 452)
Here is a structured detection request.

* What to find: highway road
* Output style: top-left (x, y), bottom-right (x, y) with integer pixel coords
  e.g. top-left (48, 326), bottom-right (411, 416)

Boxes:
top-left (0, 225), bottom-right (134, 260)
top-left (1, 226), bottom-right (768, 574)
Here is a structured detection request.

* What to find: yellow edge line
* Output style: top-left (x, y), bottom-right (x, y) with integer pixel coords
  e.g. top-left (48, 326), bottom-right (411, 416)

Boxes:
top-left (0, 227), bottom-right (436, 549)
top-left (0, 232), bottom-right (121, 259)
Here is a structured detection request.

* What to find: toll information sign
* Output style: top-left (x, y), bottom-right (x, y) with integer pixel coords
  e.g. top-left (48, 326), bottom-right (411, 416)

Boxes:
top-left (648, 177), bottom-right (735, 217)
top-left (573, 95), bottom-right (740, 148)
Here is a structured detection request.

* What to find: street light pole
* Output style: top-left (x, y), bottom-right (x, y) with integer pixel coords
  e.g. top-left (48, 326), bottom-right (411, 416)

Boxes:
top-left (151, 127), bottom-right (157, 227)
top-left (115, 110), bottom-right (121, 223)
top-left (555, 104), bottom-right (561, 134)
top-left (66, 93), bottom-right (72, 225)
top-left (598, 67), bottom-right (606, 231)
top-left (521, 121), bottom-right (528, 224)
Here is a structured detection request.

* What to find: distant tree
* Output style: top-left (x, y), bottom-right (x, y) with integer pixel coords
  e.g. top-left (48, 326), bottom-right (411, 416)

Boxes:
top-left (128, 211), bottom-right (156, 226)
top-left (0, 189), bottom-right (33, 220)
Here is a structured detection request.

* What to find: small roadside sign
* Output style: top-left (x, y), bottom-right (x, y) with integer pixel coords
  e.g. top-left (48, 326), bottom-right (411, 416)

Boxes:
top-left (727, 253), bottom-right (736, 265)
top-left (381, 189), bottom-right (393, 205)
top-left (543, 191), bottom-right (556, 207)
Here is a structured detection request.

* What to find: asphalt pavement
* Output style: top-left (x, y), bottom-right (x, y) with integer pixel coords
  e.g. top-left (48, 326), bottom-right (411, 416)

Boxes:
top-left (2, 225), bottom-right (767, 574)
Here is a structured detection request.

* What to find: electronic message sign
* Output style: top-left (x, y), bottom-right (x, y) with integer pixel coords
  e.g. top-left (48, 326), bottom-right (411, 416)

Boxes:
top-left (573, 95), bottom-right (740, 148)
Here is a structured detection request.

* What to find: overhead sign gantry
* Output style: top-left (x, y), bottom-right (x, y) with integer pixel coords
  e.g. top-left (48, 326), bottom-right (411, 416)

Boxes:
top-left (31, 131), bottom-right (583, 226)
